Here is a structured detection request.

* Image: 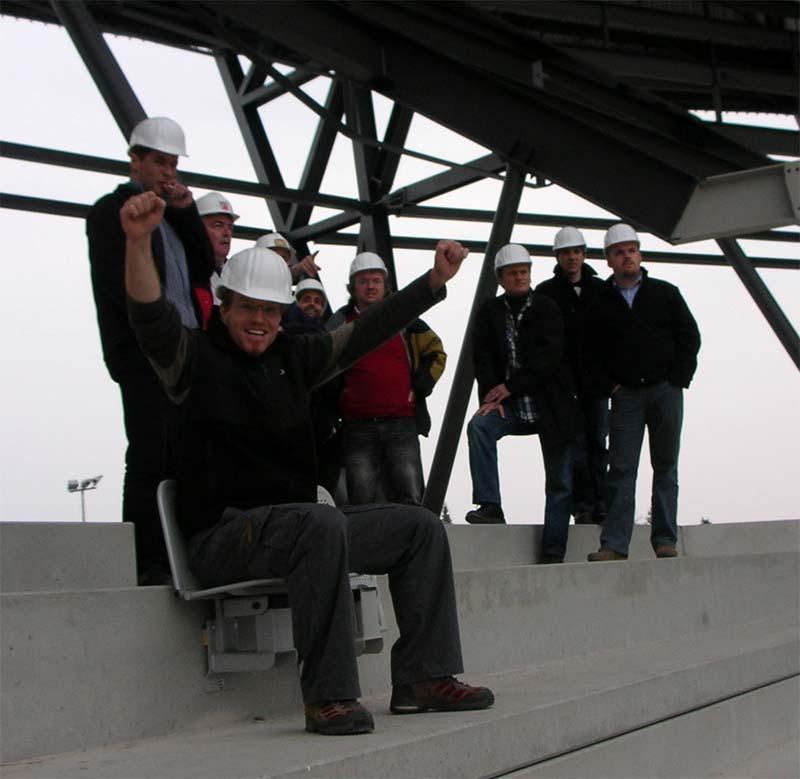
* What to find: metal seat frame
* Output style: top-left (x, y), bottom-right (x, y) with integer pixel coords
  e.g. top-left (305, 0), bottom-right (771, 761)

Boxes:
top-left (156, 480), bottom-right (384, 674)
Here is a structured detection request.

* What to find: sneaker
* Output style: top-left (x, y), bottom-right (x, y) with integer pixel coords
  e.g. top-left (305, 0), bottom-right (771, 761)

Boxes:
top-left (587, 547), bottom-right (628, 562)
top-left (465, 504), bottom-right (505, 524)
top-left (304, 699), bottom-right (374, 735)
top-left (541, 555), bottom-right (564, 564)
top-left (390, 676), bottom-right (494, 714)
top-left (654, 545), bottom-right (679, 558)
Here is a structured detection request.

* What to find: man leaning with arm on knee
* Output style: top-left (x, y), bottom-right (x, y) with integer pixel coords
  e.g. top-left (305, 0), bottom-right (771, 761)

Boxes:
top-left (121, 190), bottom-right (494, 736)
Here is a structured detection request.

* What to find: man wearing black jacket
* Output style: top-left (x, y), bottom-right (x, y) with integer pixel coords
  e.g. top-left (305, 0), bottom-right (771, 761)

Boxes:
top-left (536, 227), bottom-right (609, 526)
top-left (121, 189), bottom-right (494, 735)
top-left (86, 117), bottom-right (214, 584)
top-left (466, 244), bottom-right (578, 564)
top-left (585, 224), bottom-right (700, 562)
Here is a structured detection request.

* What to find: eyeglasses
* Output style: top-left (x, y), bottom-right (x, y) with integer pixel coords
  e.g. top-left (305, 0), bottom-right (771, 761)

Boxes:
top-left (231, 301), bottom-right (282, 316)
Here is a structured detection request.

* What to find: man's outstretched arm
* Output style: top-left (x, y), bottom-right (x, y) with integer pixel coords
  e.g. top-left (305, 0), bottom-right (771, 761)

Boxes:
top-left (122, 191), bottom-right (193, 404)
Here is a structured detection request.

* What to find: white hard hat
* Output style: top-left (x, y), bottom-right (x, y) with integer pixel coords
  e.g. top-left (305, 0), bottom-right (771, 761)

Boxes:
top-left (552, 227), bottom-right (586, 254)
top-left (128, 117), bottom-right (188, 157)
top-left (218, 248), bottom-right (293, 304)
top-left (494, 244), bottom-right (532, 273)
top-left (196, 192), bottom-right (239, 221)
top-left (349, 252), bottom-right (387, 278)
top-left (255, 232), bottom-right (297, 263)
top-left (295, 278), bottom-right (326, 300)
top-left (604, 223), bottom-right (640, 252)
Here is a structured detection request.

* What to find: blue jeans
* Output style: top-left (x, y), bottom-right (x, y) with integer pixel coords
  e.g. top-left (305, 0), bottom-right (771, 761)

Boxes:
top-left (571, 396), bottom-right (610, 515)
top-left (343, 417), bottom-right (423, 505)
top-left (601, 381), bottom-right (683, 555)
top-left (467, 404), bottom-right (573, 559)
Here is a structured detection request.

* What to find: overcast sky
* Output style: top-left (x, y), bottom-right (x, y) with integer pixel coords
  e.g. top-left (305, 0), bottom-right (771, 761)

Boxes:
top-left (1, 17), bottom-right (798, 529)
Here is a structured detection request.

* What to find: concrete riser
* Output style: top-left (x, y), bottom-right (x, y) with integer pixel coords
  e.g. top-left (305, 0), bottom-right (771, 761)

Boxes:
top-left (2, 552), bottom-right (797, 764)
top-left (517, 677), bottom-right (800, 779)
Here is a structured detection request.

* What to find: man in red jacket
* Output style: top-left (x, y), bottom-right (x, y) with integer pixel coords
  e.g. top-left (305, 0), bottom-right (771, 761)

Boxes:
top-left (326, 252), bottom-right (446, 505)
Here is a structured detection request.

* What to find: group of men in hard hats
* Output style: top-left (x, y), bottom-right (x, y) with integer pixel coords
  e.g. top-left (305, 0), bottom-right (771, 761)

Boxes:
top-left (86, 116), bottom-right (492, 736)
top-left (465, 225), bottom-right (701, 564)
top-left (86, 114), bottom-right (700, 736)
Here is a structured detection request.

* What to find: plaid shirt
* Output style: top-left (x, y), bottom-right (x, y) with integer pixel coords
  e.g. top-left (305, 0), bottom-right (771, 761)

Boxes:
top-left (504, 292), bottom-right (537, 423)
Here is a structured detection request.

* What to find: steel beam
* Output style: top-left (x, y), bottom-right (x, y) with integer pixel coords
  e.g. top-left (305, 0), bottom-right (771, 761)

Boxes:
top-left (394, 205), bottom-right (800, 244)
top-left (423, 164), bottom-right (526, 516)
top-left (564, 48), bottom-right (799, 100)
top-left (51, 0), bottom-right (146, 138)
top-left (384, 154), bottom-right (505, 208)
top-left (240, 69), bottom-right (318, 108)
top-left (344, 82), bottom-right (397, 286)
top-left (478, 0), bottom-right (796, 50)
top-left (211, 1), bottom-right (769, 239)
top-left (711, 125), bottom-right (800, 158)
top-left (312, 231), bottom-right (799, 271)
top-left (286, 80), bottom-right (346, 255)
top-left (3, 192), bottom-right (796, 272)
top-left (0, 142), bottom-right (363, 212)
top-left (672, 163), bottom-right (799, 243)
top-left (216, 51), bottom-right (291, 231)
top-left (717, 238), bottom-right (800, 371)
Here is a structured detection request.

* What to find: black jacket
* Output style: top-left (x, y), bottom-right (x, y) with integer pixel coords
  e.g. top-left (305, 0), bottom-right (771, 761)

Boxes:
top-left (86, 182), bottom-right (214, 382)
top-left (583, 268), bottom-right (701, 394)
top-left (129, 273), bottom-right (445, 538)
top-left (472, 291), bottom-right (578, 446)
top-left (535, 264), bottom-right (606, 395)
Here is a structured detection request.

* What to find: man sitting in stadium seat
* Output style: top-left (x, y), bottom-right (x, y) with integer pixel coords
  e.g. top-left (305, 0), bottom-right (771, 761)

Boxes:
top-left (121, 190), bottom-right (494, 736)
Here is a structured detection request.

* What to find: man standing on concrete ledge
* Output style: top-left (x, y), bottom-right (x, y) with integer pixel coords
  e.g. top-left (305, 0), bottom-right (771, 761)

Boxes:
top-left (535, 227), bottom-right (609, 528)
top-left (585, 224), bottom-right (701, 562)
top-left (121, 190), bottom-right (493, 736)
top-left (86, 116), bottom-right (214, 585)
top-left (466, 244), bottom-right (578, 564)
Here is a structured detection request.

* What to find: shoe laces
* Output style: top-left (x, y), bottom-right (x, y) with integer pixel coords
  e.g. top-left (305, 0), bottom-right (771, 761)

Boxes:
top-left (308, 700), bottom-right (360, 720)
top-left (425, 676), bottom-right (478, 700)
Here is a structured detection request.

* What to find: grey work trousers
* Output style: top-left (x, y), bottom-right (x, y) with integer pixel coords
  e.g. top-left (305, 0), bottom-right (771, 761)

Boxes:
top-left (188, 502), bottom-right (464, 704)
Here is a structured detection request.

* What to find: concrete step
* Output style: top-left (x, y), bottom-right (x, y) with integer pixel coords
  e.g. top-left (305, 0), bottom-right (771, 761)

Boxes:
top-left (2, 519), bottom-right (796, 594)
top-left (2, 551), bottom-right (797, 763)
top-left (0, 522), bottom-right (136, 592)
top-left (446, 519), bottom-right (800, 569)
top-left (511, 676), bottom-right (800, 778)
top-left (3, 617), bottom-right (797, 778)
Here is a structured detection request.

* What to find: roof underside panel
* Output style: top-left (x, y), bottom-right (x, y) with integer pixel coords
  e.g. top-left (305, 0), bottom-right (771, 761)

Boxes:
top-left (2, 0), bottom-right (797, 240)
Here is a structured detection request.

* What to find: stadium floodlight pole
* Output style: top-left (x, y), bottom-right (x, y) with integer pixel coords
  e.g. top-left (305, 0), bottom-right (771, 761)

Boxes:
top-left (67, 475), bottom-right (103, 523)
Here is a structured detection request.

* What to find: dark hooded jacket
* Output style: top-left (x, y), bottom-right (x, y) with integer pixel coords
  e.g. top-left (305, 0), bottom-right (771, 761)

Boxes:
top-left (535, 263), bottom-right (606, 395)
top-left (87, 181), bottom-right (214, 382)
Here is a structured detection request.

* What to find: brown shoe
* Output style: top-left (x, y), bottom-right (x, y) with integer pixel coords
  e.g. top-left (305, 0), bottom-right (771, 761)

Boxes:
top-left (654, 545), bottom-right (679, 558)
top-left (304, 699), bottom-right (374, 735)
top-left (587, 547), bottom-right (628, 562)
top-left (390, 676), bottom-right (494, 714)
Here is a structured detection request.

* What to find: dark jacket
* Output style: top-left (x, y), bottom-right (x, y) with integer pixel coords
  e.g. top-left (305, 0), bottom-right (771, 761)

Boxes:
top-left (583, 267), bottom-right (701, 394)
top-left (281, 303), bottom-right (342, 447)
top-left (472, 291), bottom-right (578, 446)
top-left (129, 273), bottom-right (445, 538)
top-left (535, 264), bottom-right (606, 396)
top-left (326, 301), bottom-right (446, 436)
top-left (86, 182), bottom-right (214, 382)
